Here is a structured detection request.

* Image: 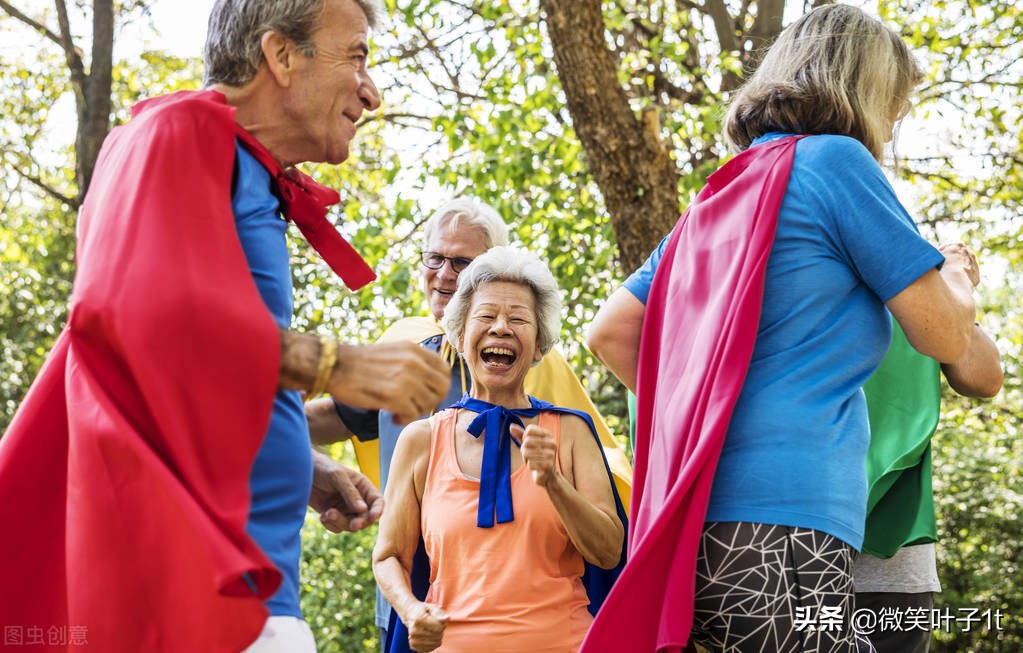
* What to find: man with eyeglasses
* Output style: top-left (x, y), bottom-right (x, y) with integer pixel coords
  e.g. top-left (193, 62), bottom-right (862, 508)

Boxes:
top-left (306, 196), bottom-right (633, 650)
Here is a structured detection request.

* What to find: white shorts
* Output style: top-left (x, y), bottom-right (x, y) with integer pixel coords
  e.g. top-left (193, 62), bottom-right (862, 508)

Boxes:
top-left (242, 616), bottom-right (316, 653)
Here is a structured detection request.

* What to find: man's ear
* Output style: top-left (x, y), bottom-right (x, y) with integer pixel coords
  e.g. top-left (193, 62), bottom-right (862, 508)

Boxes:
top-left (260, 30), bottom-right (296, 87)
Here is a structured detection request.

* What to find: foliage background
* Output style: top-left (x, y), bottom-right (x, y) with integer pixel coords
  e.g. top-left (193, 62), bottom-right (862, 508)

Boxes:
top-left (1, 1), bottom-right (1020, 651)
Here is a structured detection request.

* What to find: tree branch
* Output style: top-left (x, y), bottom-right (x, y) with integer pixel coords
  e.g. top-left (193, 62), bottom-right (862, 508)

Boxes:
top-left (78, 0), bottom-right (114, 193)
top-left (704, 0), bottom-right (739, 53)
top-left (90, 1), bottom-right (114, 98)
top-left (746, 0), bottom-right (785, 53)
top-left (410, 20), bottom-right (462, 97)
top-left (393, 213), bottom-right (434, 246)
top-left (0, 1), bottom-right (63, 47)
top-left (361, 111), bottom-right (435, 126)
top-left (7, 160), bottom-right (79, 208)
top-left (53, 0), bottom-right (88, 104)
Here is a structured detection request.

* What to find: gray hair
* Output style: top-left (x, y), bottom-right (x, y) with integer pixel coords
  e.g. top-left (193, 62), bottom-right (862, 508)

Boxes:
top-left (724, 4), bottom-right (922, 161)
top-left (203, 0), bottom-right (384, 87)
top-left (443, 246), bottom-right (562, 359)
top-left (422, 197), bottom-right (510, 251)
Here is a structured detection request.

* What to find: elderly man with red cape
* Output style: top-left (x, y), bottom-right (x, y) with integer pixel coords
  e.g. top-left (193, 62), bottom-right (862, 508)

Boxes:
top-left (0, 1), bottom-right (450, 651)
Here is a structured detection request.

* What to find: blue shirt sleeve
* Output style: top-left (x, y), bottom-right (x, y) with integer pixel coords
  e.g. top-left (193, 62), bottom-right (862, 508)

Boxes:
top-left (622, 234), bottom-right (670, 305)
top-left (791, 135), bottom-right (943, 301)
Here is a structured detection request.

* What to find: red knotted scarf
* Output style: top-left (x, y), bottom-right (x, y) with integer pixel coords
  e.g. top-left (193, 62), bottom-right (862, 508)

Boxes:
top-left (233, 124), bottom-right (376, 290)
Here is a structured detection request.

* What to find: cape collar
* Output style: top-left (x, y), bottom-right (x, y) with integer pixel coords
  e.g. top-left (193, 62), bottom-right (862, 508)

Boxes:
top-left (448, 394), bottom-right (598, 529)
top-left (135, 89), bottom-right (376, 290)
top-left (233, 122), bottom-right (376, 290)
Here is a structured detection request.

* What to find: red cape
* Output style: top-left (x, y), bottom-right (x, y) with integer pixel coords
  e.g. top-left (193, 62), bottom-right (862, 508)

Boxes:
top-left (580, 136), bottom-right (801, 652)
top-left (0, 91), bottom-right (284, 651)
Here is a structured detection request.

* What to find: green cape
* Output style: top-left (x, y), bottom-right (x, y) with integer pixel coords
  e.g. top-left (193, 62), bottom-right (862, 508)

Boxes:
top-left (862, 320), bottom-right (941, 557)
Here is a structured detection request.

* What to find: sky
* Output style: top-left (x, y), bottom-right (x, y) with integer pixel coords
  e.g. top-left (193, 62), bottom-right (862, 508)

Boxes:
top-left (125, 0), bottom-right (215, 57)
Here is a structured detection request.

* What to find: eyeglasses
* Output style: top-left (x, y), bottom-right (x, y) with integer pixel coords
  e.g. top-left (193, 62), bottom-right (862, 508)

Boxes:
top-left (421, 251), bottom-right (474, 273)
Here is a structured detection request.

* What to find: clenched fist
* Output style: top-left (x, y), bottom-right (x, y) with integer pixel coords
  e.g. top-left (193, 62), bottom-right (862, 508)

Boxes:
top-left (939, 242), bottom-right (980, 287)
top-left (518, 423), bottom-right (559, 487)
top-left (405, 601), bottom-right (449, 652)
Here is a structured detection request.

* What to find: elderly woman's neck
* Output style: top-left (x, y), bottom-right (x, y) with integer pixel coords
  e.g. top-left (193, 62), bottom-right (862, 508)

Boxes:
top-left (469, 386), bottom-right (532, 409)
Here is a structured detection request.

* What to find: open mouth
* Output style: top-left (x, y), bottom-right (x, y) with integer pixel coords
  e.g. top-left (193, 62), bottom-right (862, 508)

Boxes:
top-left (481, 346), bottom-right (516, 368)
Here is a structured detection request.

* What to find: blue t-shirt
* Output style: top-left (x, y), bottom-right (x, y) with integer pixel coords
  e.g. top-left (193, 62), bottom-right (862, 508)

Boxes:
top-left (233, 143), bottom-right (313, 617)
top-left (624, 133), bottom-right (944, 548)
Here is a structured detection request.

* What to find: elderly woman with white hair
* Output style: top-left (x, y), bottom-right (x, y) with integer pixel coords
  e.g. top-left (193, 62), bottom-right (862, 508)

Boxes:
top-left (373, 246), bottom-right (626, 653)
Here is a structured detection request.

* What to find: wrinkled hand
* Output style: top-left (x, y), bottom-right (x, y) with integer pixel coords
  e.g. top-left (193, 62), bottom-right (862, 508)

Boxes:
top-left (518, 423), bottom-right (559, 487)
top-left (939, 242), bottom-right (980, 287)
top-left (329, 342), bottom-right (450, 425)
top-left (405, 601), bottom-right (449, 653)
top-left (308, 450), bottom-right (383, 533)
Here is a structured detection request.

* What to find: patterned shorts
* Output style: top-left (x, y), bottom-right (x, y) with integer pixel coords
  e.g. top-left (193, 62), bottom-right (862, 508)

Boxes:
top-left (690, 522), bottom-right (875, 653)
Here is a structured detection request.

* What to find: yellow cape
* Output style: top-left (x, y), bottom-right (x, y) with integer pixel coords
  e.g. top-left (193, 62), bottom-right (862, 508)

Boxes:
top-left (351, 316), bottom-right (633, 510)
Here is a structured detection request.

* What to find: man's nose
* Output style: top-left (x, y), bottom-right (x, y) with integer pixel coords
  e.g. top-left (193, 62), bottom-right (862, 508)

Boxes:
top-left (359, 70), bottom-right (381, 111)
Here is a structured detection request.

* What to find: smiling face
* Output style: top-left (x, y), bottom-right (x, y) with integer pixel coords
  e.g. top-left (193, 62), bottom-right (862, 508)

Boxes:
top-left (280, 0), bottom-right (381, 165)
top-left (458, 281), bottom-right (542, 404)
top-left (422, 221), bottom-right (490, 321)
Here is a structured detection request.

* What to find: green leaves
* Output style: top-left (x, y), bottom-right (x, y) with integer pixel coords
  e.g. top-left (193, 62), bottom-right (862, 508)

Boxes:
top-left (1, 5), bottom-right (1022, 650)
top-left (300, 516), bottom-right (380, 652)
top-left (933, 391), bottom-right (1023, 651)
top-left (0, 203), bottom-right (74, 431)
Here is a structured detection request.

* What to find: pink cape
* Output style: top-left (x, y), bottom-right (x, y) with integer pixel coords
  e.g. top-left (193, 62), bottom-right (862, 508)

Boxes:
top-left (581, 136), bottom-right (801, 652)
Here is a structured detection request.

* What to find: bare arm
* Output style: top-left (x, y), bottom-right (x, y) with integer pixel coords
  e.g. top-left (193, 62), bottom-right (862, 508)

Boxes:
top-left (518, 417), bottom-right (624, 569)
top-left (941, 323), bottom-right (1003, 398)
top-left (585, 287), bottom-right (646, 394)
top-left (372, 420), bottom-right (448, 652)
top-left (886, 244), bottom-right (978, 363)
top-left (278, 328), bottom-right (450, 424)
top-left (306, 397), bottom-right (355, 446)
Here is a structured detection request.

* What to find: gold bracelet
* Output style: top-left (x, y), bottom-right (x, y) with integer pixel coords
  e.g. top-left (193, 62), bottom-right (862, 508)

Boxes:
top-left (307, 335), bottom-right (337, 402)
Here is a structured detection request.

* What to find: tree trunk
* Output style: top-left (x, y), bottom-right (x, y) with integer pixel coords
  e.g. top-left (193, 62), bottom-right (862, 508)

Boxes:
top-left (77, 0), bottom-right (114, 197)
top-left (747, 0), bottom-right (786, 57)
top-left (1, 0), bottom-right (116, 204)
top-left (539, 0), bottom-right (680, 274)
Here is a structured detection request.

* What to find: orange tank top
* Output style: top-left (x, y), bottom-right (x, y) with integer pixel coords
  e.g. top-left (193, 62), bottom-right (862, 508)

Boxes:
top-left (421, 408), bottom-right (592, 653)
